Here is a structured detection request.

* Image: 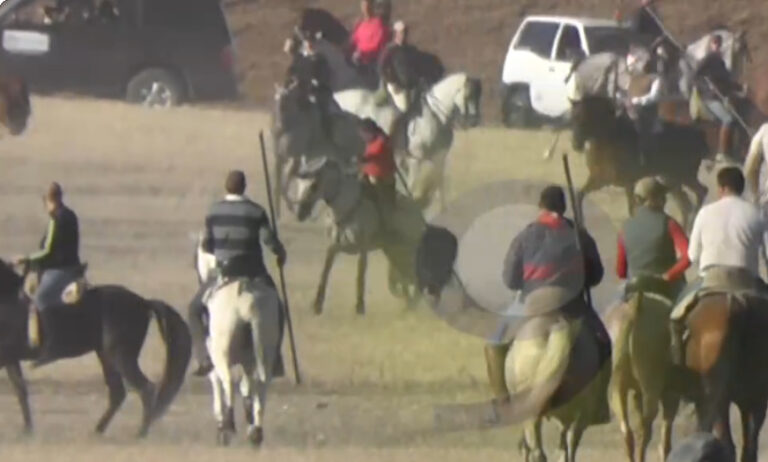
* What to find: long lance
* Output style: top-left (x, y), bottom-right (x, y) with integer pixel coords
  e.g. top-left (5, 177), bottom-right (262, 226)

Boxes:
top-left (562, 152), bottom-right (593, 308)
top-left (259, 130), bottom-right (302, 385)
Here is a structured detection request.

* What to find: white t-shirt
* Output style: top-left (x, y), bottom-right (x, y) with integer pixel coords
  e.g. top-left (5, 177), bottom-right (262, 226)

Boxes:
top-left (688, 195), bottom-right (768, 276)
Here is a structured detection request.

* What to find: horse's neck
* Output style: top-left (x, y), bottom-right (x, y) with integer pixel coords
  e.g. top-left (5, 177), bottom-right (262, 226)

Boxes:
top-left (425, 74), bottom-right (464, 124)
top-left (324, 174), bottom-right (361, 224)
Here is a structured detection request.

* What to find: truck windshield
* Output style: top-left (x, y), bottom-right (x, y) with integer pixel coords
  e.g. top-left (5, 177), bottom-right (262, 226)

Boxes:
top-left (585, 26), bottom-right (630, 55)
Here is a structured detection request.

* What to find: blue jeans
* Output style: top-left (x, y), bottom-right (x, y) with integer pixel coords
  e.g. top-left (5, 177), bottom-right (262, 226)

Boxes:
top-left (34, 267), bottom-right (80, 311)
top-left (704, 99), bottom-right (734, 124)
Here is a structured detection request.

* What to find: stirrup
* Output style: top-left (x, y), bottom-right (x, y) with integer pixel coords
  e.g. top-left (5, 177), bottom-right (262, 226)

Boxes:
top-left (28, 308), bottom-right (40, 349)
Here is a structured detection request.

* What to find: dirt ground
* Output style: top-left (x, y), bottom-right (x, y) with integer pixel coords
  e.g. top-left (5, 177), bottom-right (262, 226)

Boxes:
top-left (0, 97), bottom-right (764, 461)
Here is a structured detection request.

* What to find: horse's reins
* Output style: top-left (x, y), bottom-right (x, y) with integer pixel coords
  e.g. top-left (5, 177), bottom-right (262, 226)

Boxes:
top-left (642, 5), bottom-right (755, 137)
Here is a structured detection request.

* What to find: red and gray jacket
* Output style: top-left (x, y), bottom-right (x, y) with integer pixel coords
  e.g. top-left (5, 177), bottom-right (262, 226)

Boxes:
top-left (502, 212), bottom-right (603, 297)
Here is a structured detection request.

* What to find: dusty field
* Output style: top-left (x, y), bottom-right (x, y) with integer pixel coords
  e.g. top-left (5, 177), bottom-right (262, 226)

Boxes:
top-left (0, 97), bottom-right (762, 461)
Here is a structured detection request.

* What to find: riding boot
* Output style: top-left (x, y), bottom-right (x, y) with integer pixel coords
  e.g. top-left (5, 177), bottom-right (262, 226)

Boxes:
top-left (32, 309), bottom-right (57, 368)
top-left (484, 343), bottom-right (511, 404)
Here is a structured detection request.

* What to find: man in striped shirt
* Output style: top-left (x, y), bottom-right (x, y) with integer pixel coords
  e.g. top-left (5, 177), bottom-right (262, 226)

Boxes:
top-left (188, 170), bottom-right (286, 377)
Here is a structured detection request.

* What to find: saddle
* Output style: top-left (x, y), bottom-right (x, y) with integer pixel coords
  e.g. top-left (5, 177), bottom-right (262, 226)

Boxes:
top-left (27, 263), bottom-right (89, 349)
top-left (624, 274), bottom-right (676, 306)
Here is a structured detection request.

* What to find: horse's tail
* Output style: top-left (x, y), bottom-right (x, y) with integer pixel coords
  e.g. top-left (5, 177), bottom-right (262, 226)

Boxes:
top-left (148, 300), bottom-right (192, 421)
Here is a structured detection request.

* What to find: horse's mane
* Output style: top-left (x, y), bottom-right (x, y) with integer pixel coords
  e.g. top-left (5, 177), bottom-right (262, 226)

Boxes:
top-left (298, 8), bottom-right (349, 46)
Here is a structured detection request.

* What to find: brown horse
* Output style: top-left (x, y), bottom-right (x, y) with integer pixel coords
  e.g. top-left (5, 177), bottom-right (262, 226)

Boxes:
top-left (570, 96), bottom-right (709, 229)
top-left (0, 76), bottom-right (30, 136)
top-left (683, 293), bottom-right (768, 462)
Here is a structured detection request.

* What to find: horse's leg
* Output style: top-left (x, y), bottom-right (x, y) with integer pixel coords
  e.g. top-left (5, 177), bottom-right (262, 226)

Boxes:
top-left (6, 362), bottom-right (33, 435)
top-left (609, 374), bottom-right (635, 462)
top-left (208, 374), bottom-right (230, 446)
top-left (578, 174), bottom-right (604, 219)
top-left (712, 402), bottom-right (735, 458)
top-left (239, 368), bottom-right (262, 448)
top-left (247, 286), bottom-right (280, 447)
top-left (659, 392), bottom-right (680, 462)
top-left (355, 250), bottom-right (368, 315)
top-left (93, 352), bottom-right (126, 435)
top-left (112, 351), bottom-right (156, 438)
top-left (739, 402), bottom-right (766, 462)
top-left (314, 245), bottom-right (339, 315)
top-left (566, 418), bottom-right (587, 462)
top-left (525, 418), bottom-right (547, 462)
top-left (637, 391), bottom-right (659, 462)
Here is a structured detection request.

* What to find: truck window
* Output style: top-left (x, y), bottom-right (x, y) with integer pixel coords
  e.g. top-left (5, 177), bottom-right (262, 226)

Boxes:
top-left (514, 20), bottom-right (559, 59)
top-left (555, 24), bottom-right (583, 61)
top-left (585, 26), bottom-right (630, 55)
top-left (4, 0), bottom-right (121, 26)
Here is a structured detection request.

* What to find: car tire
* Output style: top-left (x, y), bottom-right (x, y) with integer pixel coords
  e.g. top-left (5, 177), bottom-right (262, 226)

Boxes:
top-left (126, 68), bottom-right (184, 108)
top-left (501, 85), bottom-right (535, 128)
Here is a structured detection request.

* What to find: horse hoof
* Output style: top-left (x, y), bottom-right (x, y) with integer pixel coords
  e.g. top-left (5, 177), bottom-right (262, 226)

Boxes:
top-left (313, 304), bottom-right (323, 315)
top-left (247, 426), bottom-right (264, 447)
top-left (356, 304), bottom-right (365, 315)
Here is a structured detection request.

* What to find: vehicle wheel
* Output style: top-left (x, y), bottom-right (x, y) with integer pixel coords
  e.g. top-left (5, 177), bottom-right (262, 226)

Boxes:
top-left (502, 86), bottom-right (534, 128)
top-left (126, 68), bottom-right (183, 108)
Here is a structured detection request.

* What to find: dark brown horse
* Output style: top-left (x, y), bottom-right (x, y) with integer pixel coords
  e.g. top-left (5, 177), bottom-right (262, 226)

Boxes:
top-left (683, 293), bottom-right (768, 462)
top-left (570, 96), bottom-right (709, 229)
top-left (0, 75), bottom-right (30, 136)
top-left (0, 260), bottom-right (191, 437)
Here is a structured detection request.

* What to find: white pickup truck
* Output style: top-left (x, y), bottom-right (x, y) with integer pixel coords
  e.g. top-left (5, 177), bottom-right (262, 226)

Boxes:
top-left (501, 15), bottom-right (632, 127)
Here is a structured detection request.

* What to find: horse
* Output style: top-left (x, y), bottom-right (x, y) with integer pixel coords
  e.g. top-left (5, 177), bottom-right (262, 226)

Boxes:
top-left (334, 73), bottom-right (482, 209)
top-left (0, 75), bottom-right (30, 137)
top-left (603, 278), bottom-right (681, 462)
top-left (296, 8), bottom-right (349, 48)
top-left (414, 225), bottom-right (606, 462)
top-left (569, 95), bottom-right (709, 229)
top-left (272, 81), bottom-right (366, 218)
top-left (0, 259), bottom-right (191, 437)
top-left (289, 156), bottom-right (424, 314)
top-left (194, 243), bottom-right (282, 446)
top-left (681, 292), bottom-right (768, 462)
top-left (744, 123), bottom-right (768, 201)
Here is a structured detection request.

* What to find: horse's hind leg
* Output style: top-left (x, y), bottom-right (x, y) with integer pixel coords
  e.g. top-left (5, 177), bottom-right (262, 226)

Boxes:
top-left (609, 376), bottom-right (635, 462)
top-left (314, 245), bottom-right (339, 315)
top-left (6, 362), bottom-right (33, 435)
top-left (659, 392), bottom-right (680, 462)
top-left (739, 402), bottom-right (766, 462)
top-left (111, 350), bottom-right (156, 438)
top-left (636, 391), bottom-right (659, 462)
top-left (565, 417), bottom-right (587, 462)
top-left (355, 251), bottom-right (368, 315)
top-left (93, 352), bottom-right (126, 435)
top-left (523, 419), bottom-right (547, 462)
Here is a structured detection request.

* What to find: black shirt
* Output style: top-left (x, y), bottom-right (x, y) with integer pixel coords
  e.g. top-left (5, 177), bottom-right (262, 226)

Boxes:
top-left (31, 204), bottom-right (80, 270)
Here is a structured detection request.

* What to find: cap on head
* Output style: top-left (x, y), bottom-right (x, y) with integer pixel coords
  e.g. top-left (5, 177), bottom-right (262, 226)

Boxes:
top-left (634, 176), bottom-right (667, 203)
top-left (225, 170), bottom-right (246, 195)
top-left (45, 182), bottom-right (63, 203)
top-left (539, 185), bottom-right (566, 215)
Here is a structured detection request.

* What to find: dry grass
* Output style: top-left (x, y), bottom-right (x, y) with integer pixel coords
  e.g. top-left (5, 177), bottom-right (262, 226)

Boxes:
top-left (0, 96), bottom-right (759, 460)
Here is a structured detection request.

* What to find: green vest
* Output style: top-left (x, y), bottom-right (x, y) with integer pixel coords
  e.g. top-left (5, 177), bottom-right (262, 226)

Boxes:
top-left (623, 206), bottom-right (677, 278)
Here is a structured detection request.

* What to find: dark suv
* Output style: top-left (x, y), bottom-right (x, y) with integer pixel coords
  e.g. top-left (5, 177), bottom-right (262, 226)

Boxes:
top-left (0, 0), bottom-right (239, 106)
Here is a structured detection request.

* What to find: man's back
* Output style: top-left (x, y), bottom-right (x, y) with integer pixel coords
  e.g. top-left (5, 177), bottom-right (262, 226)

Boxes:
top-left (205, 196), bottom-right (271, 277)
top-left (690, 195), bottom-right (765, 274)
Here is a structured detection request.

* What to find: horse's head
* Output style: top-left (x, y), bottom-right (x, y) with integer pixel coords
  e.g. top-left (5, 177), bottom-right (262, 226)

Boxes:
top-left (0, 77), bottom-right (30, 137)
top-left (194, 232), bottom-right (217, 284)
top-left (292, 156), bottom-right (344, 222)
top-left (569, 96), bottom-right (616, 151)
top-left (459, 76), bottom-right (483, 128)
top-left (0, 259), bottom-right (24, 298)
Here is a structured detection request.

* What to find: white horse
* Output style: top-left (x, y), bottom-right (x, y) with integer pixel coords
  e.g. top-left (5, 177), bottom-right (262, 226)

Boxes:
top-left (195, 239), bottom-right (281, 447)
top-left (745, 123), bottom-right (768, 203)
top-left (334, 72), bottom-right (482, 208)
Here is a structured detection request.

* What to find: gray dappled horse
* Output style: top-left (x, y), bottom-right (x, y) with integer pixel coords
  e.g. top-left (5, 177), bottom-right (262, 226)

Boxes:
top-left (290, 156), bottom-right (425, 315)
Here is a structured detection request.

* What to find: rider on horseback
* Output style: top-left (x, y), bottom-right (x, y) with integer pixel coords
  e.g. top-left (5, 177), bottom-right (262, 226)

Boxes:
top-left (188, 170), bottom-right (287, 377)
top-left (486, 186), bottom-right (611, 423)
top-left (359, 118), bottom-right (396, 217)
top-left (14, 182), bottom-right (82, 367)
top-left (616, 177), bottom-right (691, 300)
top-left (670, 167), bottom-right (768, 365)
top-left (694, 34), bottom-right (745, 161)
top-left (286, 37), bottom-right (338, 143)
